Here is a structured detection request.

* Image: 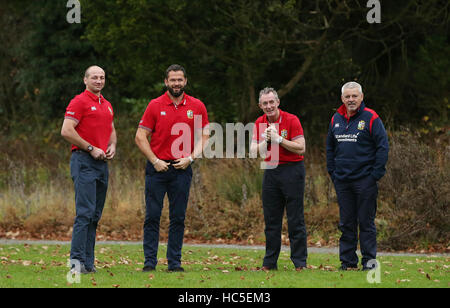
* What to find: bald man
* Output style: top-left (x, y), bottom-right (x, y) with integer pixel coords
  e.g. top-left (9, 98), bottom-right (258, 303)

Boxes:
top-left (61, 66), bottom-right (116, 274)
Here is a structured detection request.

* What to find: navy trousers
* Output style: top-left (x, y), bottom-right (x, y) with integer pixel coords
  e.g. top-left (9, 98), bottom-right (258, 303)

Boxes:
top-left (262, 161), bottom-right (307, 268)
top-left (143, 161), bottom-right (192, 270)
top-left (334, 175), bottom-right (378, 267)
top-left (70, 151), bottom-right (108, 270)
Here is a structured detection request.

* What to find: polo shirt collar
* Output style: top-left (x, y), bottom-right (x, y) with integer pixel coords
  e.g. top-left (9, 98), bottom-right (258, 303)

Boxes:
top-left (164, 91), bottom-right (187, 107)
top-left (84, 89), bottom-right (104, 103)
top-left (265, 109), bottom-right (283, 124)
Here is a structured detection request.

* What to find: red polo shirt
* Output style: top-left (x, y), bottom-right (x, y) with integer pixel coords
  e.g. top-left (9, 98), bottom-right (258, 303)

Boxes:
top-left (252, 109), bottom-right (304, 164)
top-left (139, 92), bottom-right (209, 160)
top-left (65, 90), bottom-right (114, 152)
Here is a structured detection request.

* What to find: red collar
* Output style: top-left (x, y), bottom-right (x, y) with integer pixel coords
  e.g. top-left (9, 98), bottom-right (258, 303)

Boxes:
top-left (84, 89), bottom-right (104, 103)
top-left (265, 109), bottom-right (283, 124)
top-left (337, 103), bottom-right (365, 120)
top-left (164, 92), bottom-right (187, 106)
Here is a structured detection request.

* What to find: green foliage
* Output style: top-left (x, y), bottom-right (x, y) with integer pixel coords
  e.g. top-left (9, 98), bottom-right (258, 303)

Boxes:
top-left (1, 0), bottom-right (449, 130)
top-left (12, 1), bottom-right (99, 120)
top-left (410, 35), bottom-right (450, 124)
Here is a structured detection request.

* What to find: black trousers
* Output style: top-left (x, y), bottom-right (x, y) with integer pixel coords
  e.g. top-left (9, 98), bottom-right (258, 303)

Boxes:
top-left (262, 161), bottom-right (307, 268)
top-left (334, 175), bottom-right (378, 267)
top-left (143, 161), bottom-right (192, 270)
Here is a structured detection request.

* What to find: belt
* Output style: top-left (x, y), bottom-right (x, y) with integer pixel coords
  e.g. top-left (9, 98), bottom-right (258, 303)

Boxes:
top-left (163, 160), bottom-right (178, 165)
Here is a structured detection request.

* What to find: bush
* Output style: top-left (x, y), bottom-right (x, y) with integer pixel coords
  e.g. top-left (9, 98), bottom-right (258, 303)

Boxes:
top-left (378, 128), bottom-right (450, 250)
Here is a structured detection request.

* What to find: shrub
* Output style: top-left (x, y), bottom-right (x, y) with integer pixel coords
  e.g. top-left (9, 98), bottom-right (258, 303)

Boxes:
top-left (378, 129), bottom-right (450, 250)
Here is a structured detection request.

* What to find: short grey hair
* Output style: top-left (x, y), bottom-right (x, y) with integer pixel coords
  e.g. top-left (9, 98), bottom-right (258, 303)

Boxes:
top-left (341, 82), bottom-right (363, 95)
top-left (258, 87), bottom-right (279, 103)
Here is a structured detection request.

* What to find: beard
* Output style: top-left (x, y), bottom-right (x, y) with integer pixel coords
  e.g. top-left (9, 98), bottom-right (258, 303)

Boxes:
top-left (167, 85), bottom-right (185, 98)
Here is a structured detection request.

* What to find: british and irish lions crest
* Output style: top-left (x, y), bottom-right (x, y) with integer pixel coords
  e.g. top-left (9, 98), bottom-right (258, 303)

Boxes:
top-left (358, 120), bottom-right (366, 130)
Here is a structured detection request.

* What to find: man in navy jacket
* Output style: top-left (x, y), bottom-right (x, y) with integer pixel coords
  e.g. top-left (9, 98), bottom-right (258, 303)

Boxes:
top-left (326, 82), bottom-right (389, 271)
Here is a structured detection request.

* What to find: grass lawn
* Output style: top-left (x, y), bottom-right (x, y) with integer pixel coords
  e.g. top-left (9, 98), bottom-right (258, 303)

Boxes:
top-left (0, 243), bottom-right (448, 288)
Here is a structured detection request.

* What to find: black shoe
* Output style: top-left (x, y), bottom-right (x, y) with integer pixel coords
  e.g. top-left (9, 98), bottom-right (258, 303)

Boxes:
top-left (261, 266), bottom-right (277, 271)
top-left (339, 264), bottom-right (358, 271)
top-left (168, 267), bottom-right (185, 272)
top-left (362, 264), bottom-right (377, 271)
top-left (71, 263), bottom-right (91, 275)
top-left (142, 266), bottom-right (156, 272)
top-left (85, 266), bottom-right (97, 273)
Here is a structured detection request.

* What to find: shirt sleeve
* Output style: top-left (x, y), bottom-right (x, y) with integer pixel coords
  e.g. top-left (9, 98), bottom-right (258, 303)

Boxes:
top-left (65, 98), bottom-right (84, 124)
top-left (139, 101), bottom-right (156, 132)
top-left (290, 116), bottom-right (304, 140)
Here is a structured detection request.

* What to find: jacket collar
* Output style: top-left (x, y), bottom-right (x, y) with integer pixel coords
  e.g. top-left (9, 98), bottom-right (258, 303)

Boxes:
top-left (337, 102), bottom-right (366, 120)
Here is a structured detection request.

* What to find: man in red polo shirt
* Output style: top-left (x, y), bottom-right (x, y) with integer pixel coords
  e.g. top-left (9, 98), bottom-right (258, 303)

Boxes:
top-left (135, 64), bottom-right (209, 272)
top-left (250, 87), bottom-right (307, 271)
top-left (61, 65), bottom-right (116, 274)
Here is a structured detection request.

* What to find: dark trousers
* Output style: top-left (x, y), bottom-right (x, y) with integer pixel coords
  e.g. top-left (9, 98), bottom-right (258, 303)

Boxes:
top-left (334, 175), bottom-right (378, 267)
top-left (143, 161), bottom-right (192, 270)
top-left (262, 161), bottom-right (307, 268)
top-left (70, 151), bottom-right (108, 269)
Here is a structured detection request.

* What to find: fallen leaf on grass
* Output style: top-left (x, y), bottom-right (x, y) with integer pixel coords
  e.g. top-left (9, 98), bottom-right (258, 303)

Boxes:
top-left (112, 284), bottom-right (120, 288)
top-left (22, 260), bottom-right (32, 266)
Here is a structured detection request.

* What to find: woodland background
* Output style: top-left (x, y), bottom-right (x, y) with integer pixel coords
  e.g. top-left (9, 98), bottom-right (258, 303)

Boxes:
top-left (0, 0), bottom-right (448, 251)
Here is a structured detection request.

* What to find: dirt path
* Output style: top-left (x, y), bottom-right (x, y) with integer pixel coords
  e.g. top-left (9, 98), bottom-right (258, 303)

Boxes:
top-left (1, 239), bottom-right (448, 257)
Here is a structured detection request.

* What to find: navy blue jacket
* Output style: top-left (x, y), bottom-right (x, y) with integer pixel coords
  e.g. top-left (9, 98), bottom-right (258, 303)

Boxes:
top-left (326, 102), bottom-right (389, 182)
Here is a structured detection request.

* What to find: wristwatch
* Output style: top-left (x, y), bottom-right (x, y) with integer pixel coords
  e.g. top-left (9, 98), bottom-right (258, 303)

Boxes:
top-left (87, 145), bottom-right (94, 152)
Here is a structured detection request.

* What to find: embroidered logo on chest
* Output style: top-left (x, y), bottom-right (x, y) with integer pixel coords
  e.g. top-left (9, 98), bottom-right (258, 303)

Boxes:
top-left (281, 129), bottom-right (288, 138)
top-left (358, 120), bottom-right (366, 130)
top-left (187, 110), bottom-right (194, 119)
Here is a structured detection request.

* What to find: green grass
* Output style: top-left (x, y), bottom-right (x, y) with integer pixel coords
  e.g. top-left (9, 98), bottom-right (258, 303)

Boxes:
top-left (0, 243), bottom-right (448, 288)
